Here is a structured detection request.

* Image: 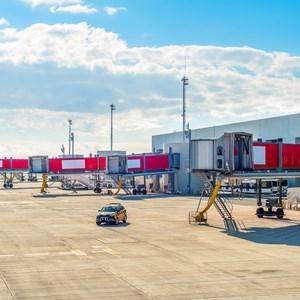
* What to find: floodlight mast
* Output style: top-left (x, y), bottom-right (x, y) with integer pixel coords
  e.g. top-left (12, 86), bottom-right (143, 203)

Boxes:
top-left (68, 119), bottom-right (72, 155)
top-left (110, 104), bottom-right (116, 151)
top-left (182, 75), bottom-right (189, 142)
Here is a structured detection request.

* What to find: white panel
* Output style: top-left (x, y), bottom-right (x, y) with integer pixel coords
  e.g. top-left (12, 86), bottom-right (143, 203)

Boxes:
top-left (253, 146), bottom-right (266, 165)
top-left (128, 159), bottom-right (141, 169)
top-left (62, 159), bottom-right (85, 169)
top-left (192, 140), bottom-right (214, 170)
top-left (0, 160), bottom-right (2, 168)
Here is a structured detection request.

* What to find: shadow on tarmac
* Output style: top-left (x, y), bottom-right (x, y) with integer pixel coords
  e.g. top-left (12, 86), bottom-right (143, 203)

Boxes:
top-left (115, 194), bottom-right (180, 201)
top-left (96, 222), bottom-right (130, 228)
top-left (228, 221), bottom-right (300, 246)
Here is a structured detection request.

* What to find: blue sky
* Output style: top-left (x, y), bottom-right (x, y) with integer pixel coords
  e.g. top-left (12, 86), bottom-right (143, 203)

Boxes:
top-left (3, 0), bottom-right (300, 53)
top-left (0, 0), bottom-right (300, 156)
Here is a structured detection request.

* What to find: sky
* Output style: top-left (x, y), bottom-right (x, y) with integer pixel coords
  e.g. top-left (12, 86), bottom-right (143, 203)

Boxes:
top-left (0, 0), bottom-right (300, 156)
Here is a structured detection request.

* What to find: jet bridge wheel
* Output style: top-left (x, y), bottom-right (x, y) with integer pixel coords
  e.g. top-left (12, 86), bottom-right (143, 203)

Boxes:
top-left (276, 208), bottom-right (284, 219)
top-left (256, 207), bottom-right (265, 218)
top-left (94, 188), bottom-right (102, 194)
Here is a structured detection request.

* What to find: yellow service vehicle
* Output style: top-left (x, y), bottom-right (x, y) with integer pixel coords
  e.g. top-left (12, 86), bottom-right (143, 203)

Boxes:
top-left (96, 203), bottom-right (127, 225)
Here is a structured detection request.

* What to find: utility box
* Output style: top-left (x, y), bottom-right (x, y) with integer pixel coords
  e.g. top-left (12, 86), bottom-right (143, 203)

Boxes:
top-left (214, 132), bottom-right (253, 172)
top-left (191, 140), bottom-right (214, 170)
top-left (107, 156), bottom-right (126, 174)
top-left (29, 156), bottom-right (48, 173)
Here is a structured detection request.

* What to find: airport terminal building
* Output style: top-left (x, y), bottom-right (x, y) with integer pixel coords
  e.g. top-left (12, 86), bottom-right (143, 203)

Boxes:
top-left (152, 113), bottom-right (300, 194)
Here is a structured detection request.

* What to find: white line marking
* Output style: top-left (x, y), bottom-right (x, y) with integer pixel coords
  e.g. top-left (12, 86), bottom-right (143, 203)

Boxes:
top-left (24, 253), bottom-right (49, 257)
top-left (71, 250), bottom-right (87, 256)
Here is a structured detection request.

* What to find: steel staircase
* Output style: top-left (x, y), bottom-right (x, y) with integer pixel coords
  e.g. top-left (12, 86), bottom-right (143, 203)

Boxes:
top-left (193, 172), bottom-right (241, 231)
top-left (213, 195), bottom-right (238, 231)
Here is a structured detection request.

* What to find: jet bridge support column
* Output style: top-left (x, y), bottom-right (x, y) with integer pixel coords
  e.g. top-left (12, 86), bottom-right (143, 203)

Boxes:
top-left (257, 179), bottom-right (262, 206)
top-left (41, 174), bottom-right (48, 193)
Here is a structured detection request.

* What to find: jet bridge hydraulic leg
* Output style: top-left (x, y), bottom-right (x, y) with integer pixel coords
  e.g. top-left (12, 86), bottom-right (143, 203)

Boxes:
top-left (40, 174), bottom-right (48, 193)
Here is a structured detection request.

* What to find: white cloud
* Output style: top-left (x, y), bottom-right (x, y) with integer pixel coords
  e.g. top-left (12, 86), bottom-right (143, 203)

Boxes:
top-left (22, 0), bottom-right (82, 7)
top-left (103, 6), bottom-right (127, 16)
top-left (22, 0), bottom-right (97, 14)
top-left (1, 22), bottom-right (300, 156)
top-left (0, 18), bottom-right (9, 27)
top-left (0, 107), bottom-right (166, 156)
top-left (50, 4), bottom-right (97, 14)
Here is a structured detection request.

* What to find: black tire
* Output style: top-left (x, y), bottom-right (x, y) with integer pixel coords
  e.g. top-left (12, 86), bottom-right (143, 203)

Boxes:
top-left (123, 216), bottom-right (127, 223)
top-left (142, 189), bottom-right (147, 195)
top-left (3, 183), bottom-right (7, 188)
top-left (96, 221), bottom-right (101, 226)
top-left (132, 189), bottom-right (137, 195)
top-left (276, 208), bottom-right (284, 219)
top-left (9, 183), bottom-right (13, 188)
top-left (256, 207), bottom-right (264, 218)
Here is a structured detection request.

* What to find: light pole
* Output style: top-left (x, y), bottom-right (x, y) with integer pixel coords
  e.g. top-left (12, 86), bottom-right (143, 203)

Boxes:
top-left (181, 75), bottom-right (189, 142)
top-left (110, 104), bottom-right (116, 151)
top-left (71, 132), bottom-right (74, 156)
top-left (61, 144), bottom-right (65, 157)
top-left (68, 119), bottom-right (72, 155)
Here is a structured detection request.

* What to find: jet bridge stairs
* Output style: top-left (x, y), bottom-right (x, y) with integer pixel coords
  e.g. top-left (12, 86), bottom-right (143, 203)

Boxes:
top-left (190, 172), bottom-right (244, 231)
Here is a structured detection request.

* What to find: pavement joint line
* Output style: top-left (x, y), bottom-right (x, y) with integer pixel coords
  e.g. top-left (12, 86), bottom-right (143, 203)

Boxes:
top-left (24, 252), bottom-right (50, 257)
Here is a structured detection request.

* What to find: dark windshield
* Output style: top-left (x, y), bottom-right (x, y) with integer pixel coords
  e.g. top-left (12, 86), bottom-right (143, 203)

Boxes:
top-left (100, 206), bottom-right (120, 212)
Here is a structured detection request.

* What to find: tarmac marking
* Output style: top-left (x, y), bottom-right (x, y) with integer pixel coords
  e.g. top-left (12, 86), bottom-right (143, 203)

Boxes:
top-left (91, 246), bottom-right (118, 256)
top-left (71, 250), bottom-right (87, 256)
top-left (24, 252), bottom-right (49, 257)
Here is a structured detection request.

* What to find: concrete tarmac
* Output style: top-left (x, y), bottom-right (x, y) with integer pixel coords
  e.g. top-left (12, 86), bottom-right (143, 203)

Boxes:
top-left (0, 183), bottom-right (300, 299)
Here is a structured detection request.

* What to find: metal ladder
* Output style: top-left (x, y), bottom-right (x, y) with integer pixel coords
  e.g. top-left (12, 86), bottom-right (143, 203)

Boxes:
top-left (197, 172), bottom-right (241, 231)
top-left (213, 196), bottom-right (239, 231)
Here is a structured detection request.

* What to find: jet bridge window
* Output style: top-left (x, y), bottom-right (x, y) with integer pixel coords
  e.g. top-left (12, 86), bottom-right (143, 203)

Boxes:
top-left (217, 146), bottom-right (223, 156)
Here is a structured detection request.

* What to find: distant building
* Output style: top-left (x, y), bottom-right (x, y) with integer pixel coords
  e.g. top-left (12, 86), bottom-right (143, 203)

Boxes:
top-left (152, 113), bottom-right (300, 194)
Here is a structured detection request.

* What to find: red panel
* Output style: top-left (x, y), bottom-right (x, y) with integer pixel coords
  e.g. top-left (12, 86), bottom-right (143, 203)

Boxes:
top-left (253, 142), bottom-right (279, 170)
top-left (84, 158), bottom-right (106, 171)
top-left (145, 154), bottom-right (169, 171)
top-left (49, 157), bottom-right (106, 172)
top-left (127, 155), bottom-right (144, 172)
top-left (85, 158), bottom-right (97, 171)
top-left (98, 157), bottom-right (106, 171)
top-left (282, 144), bottom-right (300, 169)
top-left (11, 159), bottom-right (29, 170)
top-left (49, 158), bottom-right (62, 172)
top-left (0, 159), bottom-right (11, 169)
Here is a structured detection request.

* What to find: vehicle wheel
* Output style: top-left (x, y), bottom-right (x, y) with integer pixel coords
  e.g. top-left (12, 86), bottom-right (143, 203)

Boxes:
top-left (142, 189), bottom-right (147, 195)
top-left (9, 183), bottom-right (13, 188)
top-left (123, 216), bottom-right (127, 223)
top-left (96, 221), bottom-right (101, 226)
top-left (132, 189), bottom-right (137, 195)
top-left (3, 183), bottom-right (7, 188)
top-left (256, 207), bottom-right (264, 218)
top-left (276, 208), bottom-right (284, 219)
